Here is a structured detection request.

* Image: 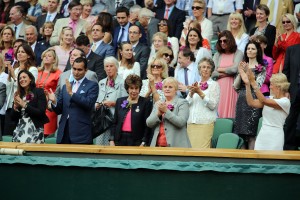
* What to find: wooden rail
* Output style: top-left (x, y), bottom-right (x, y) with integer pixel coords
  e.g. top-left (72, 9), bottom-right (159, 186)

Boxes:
top-left (1, 142), bottom-right (300, 160)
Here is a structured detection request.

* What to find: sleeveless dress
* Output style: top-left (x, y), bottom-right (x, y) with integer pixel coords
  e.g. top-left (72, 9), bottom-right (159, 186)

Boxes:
top-left (254, 97), bottom-right (290, 150)
top-left (217, 53), bottom-right (238, 118)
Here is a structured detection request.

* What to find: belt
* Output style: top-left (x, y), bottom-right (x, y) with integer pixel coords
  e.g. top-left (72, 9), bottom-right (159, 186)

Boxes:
top-left (212, 13), bottom-right (230, 16)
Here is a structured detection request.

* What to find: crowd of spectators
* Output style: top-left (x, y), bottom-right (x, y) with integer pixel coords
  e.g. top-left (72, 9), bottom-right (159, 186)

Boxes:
top-left (0, 0), bottom-right (300, 151)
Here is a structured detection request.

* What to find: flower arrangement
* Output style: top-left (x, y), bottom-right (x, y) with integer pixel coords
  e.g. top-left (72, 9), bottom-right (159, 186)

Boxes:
top-left (25, 92), bottom-right (34, 102)
top-left (200, 82), bottom-right (208, 91)
top-left (167, 104), bottom-right (174, 111)
top-left (121, 99), bottom-right (131, 109)
top-left (155, 82), bottom-right (163, 90)
top-left (108, 79), bottom-right (115, 87)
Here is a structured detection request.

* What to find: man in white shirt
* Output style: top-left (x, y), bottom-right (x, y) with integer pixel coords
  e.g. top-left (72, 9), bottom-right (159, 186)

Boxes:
top-left (175, 47), bottom-right (200, 98)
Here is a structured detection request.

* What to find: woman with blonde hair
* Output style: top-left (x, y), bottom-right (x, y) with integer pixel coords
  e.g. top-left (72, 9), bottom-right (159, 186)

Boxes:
top-left (0, 26), bottom-right (15, 61)
top-left (227, 12), bottom-right (249, 52)
top-left (240, 67), bottom-right (290, 150)
top-left (118, 42), bottom-right (140, 80)
top-left (36, 49), bottom-right (61, 136)
top-left (272, 14), bottom-right (300, 73)
top-left (156, 46), bottom-right (175, 77)
top-left (140, 58), bottom-right (168, 103)
top-left (51, 27), bottom-right (74, 72)
top-left (148, 32), bottom-right (168, 65)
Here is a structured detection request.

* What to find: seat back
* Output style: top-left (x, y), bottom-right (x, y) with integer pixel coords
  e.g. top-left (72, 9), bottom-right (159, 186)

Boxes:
top-left (216, 133), bottom-right (240, 149)
top-left (2, 135), bottom-right (13, 142)
top-left (44, 137), bottom-right (57, 144)
top-left (211, 118), bottom-right (234, 148)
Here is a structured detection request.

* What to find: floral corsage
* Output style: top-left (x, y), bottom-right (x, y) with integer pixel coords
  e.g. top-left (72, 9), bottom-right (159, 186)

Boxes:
top-left (155, 81), bottom-right (163, 90)
top-left (25, 92), bottom-right (34, 102)
top-left (255, 64), bottom-right (263, 73)
top-left (199, 82), bottom-right (208, 91)
top-left (121, 99), bottom-right (131, 109)
top-left (108, 79), bottom-right (115, 87)
top-left (167, 104), bottom-right (174, 111)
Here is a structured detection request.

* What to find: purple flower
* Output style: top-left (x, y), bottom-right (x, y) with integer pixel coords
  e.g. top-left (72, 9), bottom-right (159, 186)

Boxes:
top-left (255, 64), bottom-right (263, 73)
top-left (263, 59), bottom-right (268, 67)
top-left (167, 104), bottom-right (174, 111)
top-left (121, 100), bottom-right (129, 109)
top-left (200, 82), bottom-right (208, 91)
top-left (4, 53), bottom-right (13, 61)
top-left (155, 82), bottom-right (163, 90)
top-left (108, 79), bottom-right (114, 87)
top-left (25, 92), bottom-right (34, 102)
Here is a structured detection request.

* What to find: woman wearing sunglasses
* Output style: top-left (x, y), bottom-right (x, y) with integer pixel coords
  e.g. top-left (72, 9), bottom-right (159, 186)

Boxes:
top-left (212, 30), bottom-right (243, 118)
top-left (272, 14), bottom-right (300, 74)
top-left (156, 46), bottom-right (175, 77)
top-left (140, 58), bottom-right (168, 103)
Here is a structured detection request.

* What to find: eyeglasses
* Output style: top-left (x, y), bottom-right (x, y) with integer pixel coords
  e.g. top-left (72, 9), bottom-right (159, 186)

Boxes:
top-left (219, 39), bottom-right (227, 44)
top-left (282, 20), bottom-right (291, 24)
top-left (151, 64), bottom-right (162, 69)
top-left (158, 23), bottom-right (167, 26)
top-left (163, 53), bottom-right (173, 59)
top-left (192, 6), bottom-right (203, 10)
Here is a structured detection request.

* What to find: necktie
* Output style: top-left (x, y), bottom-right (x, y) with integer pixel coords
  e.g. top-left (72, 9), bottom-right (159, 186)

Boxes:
top-left (46, 14), bottom-right (51, 22)
top-left (184, 68), bottom-right (189, 86)
top-left (116, 0), bottom-right (120, 8)
top-left (118, 27), bottom-right (124, 43)
top-left (72, 81), bottom-right (79, 93)
top-left (70, 20), bottom-right (76, 33)
top-left (14, 26), bottom-right (17, 35)
top-left (268, 0), bottom-right (275, 23)
top-left (164, 8), bottom-right (169, 19)
top-left (91, 43), bottom-right (97, 52)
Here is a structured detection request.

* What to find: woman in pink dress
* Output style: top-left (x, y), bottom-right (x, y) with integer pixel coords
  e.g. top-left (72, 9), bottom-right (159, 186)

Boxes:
top-left (212, 30), bottom-right (244, 118)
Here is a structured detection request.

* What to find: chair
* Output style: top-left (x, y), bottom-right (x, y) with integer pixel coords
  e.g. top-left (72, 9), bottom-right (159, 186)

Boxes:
top-left (44, 137), bottom-right (57, 144)
top-left (216, 133), bottom-right (240, 149)
top-left (2, 135), bottom-right (13, 142)
top-left (211, 118), bottom-right (234, 148)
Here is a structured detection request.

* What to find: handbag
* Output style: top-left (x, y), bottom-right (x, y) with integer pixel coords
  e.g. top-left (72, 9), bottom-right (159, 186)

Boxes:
top-left (91, 105), bottom-right (114, 139)
top-left (233, 74), bottom-right (242, 91)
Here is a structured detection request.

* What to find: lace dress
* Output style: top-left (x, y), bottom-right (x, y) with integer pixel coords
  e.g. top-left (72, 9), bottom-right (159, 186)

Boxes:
top-left (12, 97), bottom-right (44, 143)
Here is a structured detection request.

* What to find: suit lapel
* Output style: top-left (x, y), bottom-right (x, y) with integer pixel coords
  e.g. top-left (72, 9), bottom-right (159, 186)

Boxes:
top-left (75, 77), bottom-right (88, 94)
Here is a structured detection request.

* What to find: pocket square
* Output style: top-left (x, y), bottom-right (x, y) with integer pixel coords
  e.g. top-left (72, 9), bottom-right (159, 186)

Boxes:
top-left (80, 90), bottom-right (85, 94)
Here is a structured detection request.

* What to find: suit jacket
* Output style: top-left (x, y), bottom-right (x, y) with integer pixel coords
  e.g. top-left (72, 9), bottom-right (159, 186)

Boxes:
top-left (8, 21), bottom-right (30, 40)
top-left (155, 6), bottom-right (186, 39)
top-left (105, 0), bottom-right (134, 16)
top-left (50, 18), bottom-right (88, 46)
top-left (34, 41), bottom-right (50, 67)
top-left (52, 77), bottom-right (99, 144)
top-left (146, 97), bottom-right (191, 148)
top-left (0, 82), bottom-right (6, 140)
top-left (283, 44), bottom-right (300, 104)
top-left (147, 17), bottom-right (159, 46)
top-left (111, 96), bottom-right (152, 145)
top-left (243, 0), bottom-right (260, 20)
top-left (11, 88), bottom-right (49, 129)
top-left (136, 0), bottom-right (165, 11)
top-left (250, 24), bottom-right (276, 58)
top-left (35, 13), bottom-right (62, 41)
top-left (65, 51), bottom-right (105, 81)
top-left (113, 23), bottom-right (132, 54)
top-left (94, 41), bottom-right (115, 59)
top-left (133, 42), bottom-right (150, 79)
top-left (55, 70), bottom-right (98, 97)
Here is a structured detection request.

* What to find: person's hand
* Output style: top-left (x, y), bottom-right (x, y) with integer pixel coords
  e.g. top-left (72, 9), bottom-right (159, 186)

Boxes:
top-left (95, 102), bottom-right (101, 110)
top-left (103, 101), bottom-right (115, 107)
top-left (247, 68), bottom-right (256, 85)
top-left (14, 95), bottom-right (26, 108)
top-left (178, 82), bottom-right (187, 93)
top-left (148, 73), bottom-right (155, 84)
top-left (109, 141), bottom-right (115, 146)
top-left (249, 34), bottom-right (257, 42)
top-left (65, 79), bottom-right (72, 96)
top-left (285, 92), bottom-right (290, 99)
top-left (47, 88), bottom-right (57, 104)
top-left (158, 101), bottom-right (168, 113)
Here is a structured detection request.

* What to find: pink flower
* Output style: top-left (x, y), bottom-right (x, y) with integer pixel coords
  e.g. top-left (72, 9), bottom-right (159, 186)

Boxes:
top-left (167, 104), bottom-right (174, 111)
top-left (200, 82), bottom-right (208, 91)
top-left (155, 82), bottom-right (163, 90)
top-left (108, 79), bottom-right (114, 87)
top-left (25, 92), bottom-right (34, 102)
top-left (167, 42), bottom-right (172, 48)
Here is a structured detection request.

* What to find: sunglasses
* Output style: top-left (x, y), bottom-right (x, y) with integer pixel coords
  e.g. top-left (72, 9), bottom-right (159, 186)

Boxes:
top-left (151, 64), bottom-right (162, 69)
top-left (282, 20), bottom-right (291, 24)
top-left (163, 53), bottom-right (173, 59)
top-left (192, 6), bottom-right (203, 10)
top-left (219, 39), bottom-right (227, 44)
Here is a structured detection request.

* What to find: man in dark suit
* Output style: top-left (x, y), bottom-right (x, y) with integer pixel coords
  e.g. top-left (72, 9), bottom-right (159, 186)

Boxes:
top-left (65, 35), bottom-right (105, 81)
top-left (35, 0), bottom-right (62, 41)
top-left (49, 57), bottom-right (99, 144)
top-left (243, 0), bottom-right (260, 33)
top-left (138, 0), bottom-right (165, 12)
top-left (138, 7), bottom-right (160, 47)
top-left (129, 25), bottom-right (150, 79)
top-left (155, 0), bottom-right (185, 40)
top-left (105, 0), bottom-right (134, 16)
top-left (283, 44), bottom-right (300, 150)
top-left (91, 23), bottom-right (115, 58)
top-left (25, 25), bottom-right (49, 67)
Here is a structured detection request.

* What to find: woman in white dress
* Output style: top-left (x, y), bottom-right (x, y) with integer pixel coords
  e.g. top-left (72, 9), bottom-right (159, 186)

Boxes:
top-left (239, 66), bottom-right (290, 151)
top-left (118, 42), bottom-right (140, 80)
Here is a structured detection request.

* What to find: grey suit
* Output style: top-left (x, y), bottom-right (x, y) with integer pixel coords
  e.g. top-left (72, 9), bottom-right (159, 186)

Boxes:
top-left (105, 0), bottom-right (134, 16)
top-left (93, 41), bottom-right (115, 58)
top-left (55, 70), bottom-right (98, 97)
top-left (147, 18), bottom-right (160, 46)
top-left (146, 97), bottom-right (191, 148)
top-left (133, 42), bottom-right (150, 79)
top-left (8, 21), bottom-right (30, 40)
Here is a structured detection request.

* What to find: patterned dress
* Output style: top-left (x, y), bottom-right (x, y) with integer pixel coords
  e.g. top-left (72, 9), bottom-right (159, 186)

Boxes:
top-left (235, 65), bottom-right (266, 138)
